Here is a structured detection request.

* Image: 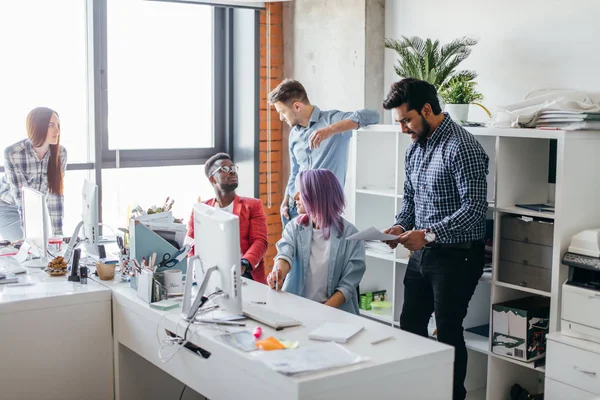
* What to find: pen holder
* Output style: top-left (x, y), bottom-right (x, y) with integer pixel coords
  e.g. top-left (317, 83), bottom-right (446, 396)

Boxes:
top-left (96, 262), bottom-right (116, 281)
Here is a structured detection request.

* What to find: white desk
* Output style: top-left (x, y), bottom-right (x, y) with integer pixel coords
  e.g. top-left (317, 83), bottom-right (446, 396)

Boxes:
top-left (102, 276), bottom-right (454, 400)
top-left (0, 268), bottom-right (114, 400)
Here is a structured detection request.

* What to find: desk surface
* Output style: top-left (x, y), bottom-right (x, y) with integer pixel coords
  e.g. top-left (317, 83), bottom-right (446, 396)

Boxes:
top-left (103, 274), bottom-right (454, 398)
top-left (0, 268), bottom-right (111, 314)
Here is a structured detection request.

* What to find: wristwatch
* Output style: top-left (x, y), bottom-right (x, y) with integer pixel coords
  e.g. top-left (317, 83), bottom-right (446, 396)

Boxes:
top-left (241, 258), bottom-right (252, 272)
top-left (424, 229), bottom-right (436, 243)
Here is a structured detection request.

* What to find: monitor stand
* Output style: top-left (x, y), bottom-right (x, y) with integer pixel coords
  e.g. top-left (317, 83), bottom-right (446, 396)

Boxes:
top-left (181, 255), bottom-right (219, 321)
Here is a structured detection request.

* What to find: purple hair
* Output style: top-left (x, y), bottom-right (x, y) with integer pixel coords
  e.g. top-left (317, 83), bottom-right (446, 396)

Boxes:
top-left (297, 169), bottom-right (345, 239)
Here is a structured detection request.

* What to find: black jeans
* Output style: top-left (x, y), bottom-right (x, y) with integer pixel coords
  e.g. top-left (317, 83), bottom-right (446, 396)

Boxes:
top-left (400, 242), bottom-right (484, 400)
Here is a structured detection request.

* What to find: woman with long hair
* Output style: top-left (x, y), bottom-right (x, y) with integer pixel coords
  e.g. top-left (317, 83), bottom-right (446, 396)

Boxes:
top-left (0, 107), bottom-right (67, 241)
top-left (267, 168), bottom-right (366, 314)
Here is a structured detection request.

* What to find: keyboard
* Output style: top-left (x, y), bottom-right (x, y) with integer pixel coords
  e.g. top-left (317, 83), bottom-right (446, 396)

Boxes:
top-left (242, 302), bottom-right (302, 329)
top-left (0, 258), bottom-right (27, 275)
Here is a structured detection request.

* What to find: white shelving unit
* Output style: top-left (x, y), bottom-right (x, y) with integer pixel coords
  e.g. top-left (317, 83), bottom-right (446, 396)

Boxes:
top-left (350, 124), bottom-right (600, 400)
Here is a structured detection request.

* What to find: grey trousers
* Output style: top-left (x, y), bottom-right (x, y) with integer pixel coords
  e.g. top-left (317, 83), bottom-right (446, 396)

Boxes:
top-left (0, 201), bottom-right (23, 241)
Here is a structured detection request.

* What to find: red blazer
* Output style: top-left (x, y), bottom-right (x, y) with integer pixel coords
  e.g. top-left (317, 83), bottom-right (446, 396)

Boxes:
top-left (187, 196), bottom-right (268, 284)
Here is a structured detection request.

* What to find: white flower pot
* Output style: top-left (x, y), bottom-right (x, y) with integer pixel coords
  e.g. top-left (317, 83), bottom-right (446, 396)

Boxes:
top-left (445, 104), bottom-right (469, 122)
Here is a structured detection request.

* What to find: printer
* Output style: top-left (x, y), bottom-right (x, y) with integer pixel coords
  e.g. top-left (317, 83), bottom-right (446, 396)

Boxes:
top-left (561, 229), bottom-right (600, 343)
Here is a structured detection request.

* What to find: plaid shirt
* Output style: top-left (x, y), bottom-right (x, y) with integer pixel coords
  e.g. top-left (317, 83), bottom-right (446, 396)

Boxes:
top-left (395, 114), bottom-right (489, 243)
top-left (0, 139), bottom-right (67, 236)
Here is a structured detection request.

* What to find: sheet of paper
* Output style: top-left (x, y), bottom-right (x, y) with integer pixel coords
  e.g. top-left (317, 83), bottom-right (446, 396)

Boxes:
top-left (346, 226), bottom-right (399, 241)
top-left (252, 342), bottom-right (366, 375)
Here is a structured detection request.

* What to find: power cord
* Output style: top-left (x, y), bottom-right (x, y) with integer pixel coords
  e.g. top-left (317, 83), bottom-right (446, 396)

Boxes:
top-left (156, 291), bottom-right (226, 364)
top-left (179, 385), bottom-right (187, 400)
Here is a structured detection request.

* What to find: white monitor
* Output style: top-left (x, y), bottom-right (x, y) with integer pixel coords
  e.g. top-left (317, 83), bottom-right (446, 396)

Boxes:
top-left (182, 203), bottom-right (242, 320)
top-left (21, 186), bottom-right (49, 268)
top-left (64, 179), bottom-right (100, 263)
top-left (81, 179), bottom-right (99, 256)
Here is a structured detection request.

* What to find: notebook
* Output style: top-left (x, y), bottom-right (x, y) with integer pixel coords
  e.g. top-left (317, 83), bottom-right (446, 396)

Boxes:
top-left (308, 322), bottom-right (364, 343)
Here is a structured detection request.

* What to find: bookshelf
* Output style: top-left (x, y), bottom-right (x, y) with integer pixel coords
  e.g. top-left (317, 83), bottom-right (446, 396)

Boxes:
top-left (349, 124), bottom-right (600, 400)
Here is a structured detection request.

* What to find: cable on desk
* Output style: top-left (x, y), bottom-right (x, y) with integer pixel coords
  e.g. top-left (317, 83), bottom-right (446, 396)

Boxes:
top-left (179, 384), bottom-right (187, 400)
top-left (156, 291), bottom-right (226, 363)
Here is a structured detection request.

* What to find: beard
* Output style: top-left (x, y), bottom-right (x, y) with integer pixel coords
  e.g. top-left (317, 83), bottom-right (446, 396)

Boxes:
top-left (220, 182), bottom-right (238, 192)
top-left (414, 115), bottom-right (431, 144)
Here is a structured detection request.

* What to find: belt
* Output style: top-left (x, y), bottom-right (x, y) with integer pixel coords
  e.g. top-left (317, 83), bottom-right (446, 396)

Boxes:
top-left (424, 240), bottom-right (483, 250)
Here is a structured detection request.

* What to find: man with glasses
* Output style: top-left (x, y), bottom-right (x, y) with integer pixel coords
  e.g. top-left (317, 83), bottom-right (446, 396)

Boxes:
top-left (186, 153), bottom-right (268, 283)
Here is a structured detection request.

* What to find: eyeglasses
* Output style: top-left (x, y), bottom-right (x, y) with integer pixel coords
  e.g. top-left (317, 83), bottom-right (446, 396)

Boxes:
top-left (211, 164), bottom-right (239, 176)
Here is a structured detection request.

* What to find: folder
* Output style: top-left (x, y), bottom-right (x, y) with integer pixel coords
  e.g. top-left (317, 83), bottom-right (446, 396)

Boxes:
top-left (129, 220), bottom-right (187, 275)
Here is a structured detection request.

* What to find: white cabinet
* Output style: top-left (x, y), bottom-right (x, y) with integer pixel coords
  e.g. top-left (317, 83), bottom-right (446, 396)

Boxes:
top-left (545, 378), bottom-right (599, 400)
top-left (350, 125), bottom-right (600, 399)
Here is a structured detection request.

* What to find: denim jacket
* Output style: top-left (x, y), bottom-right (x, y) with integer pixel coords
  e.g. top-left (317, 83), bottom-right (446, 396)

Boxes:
top-left (274, 217), bottom-right (366, 314)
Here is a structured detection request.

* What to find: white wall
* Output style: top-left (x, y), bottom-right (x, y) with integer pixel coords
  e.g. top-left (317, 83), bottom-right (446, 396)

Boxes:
top-left (384, 0), bottom-right (600, 123)
top-left (283, 0), bottom-right (385, 219)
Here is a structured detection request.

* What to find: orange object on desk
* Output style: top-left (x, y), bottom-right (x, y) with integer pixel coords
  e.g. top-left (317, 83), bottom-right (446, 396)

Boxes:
top-left (255, 336), bottom-right (285, 351)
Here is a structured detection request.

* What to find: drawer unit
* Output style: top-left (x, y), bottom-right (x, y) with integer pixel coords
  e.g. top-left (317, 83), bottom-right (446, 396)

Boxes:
top-left (546, 339), bottom-right (600, 396)
top-left (498, 260), bottom-right (551, 292)
top-left (501, 216), bottom-right (554, 246)
top-left (545, 378), bottom-right (599, 400)
top-left (499, 239), bottom-right (552, 269)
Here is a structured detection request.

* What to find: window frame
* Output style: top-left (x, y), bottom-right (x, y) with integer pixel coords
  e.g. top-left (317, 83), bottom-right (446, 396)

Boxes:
top-left (0, 0), bottom-right (239, 233)
top-left (98, 0), bottom-right (231, 168)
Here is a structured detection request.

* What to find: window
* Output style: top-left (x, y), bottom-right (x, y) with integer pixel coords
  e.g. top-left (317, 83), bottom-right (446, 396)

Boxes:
top-left (101, 165), bottom-right (213, 232)
top-left (0, 0), bottom-right (89, 165)
top-left (106, 0), bottom-right (215, 151)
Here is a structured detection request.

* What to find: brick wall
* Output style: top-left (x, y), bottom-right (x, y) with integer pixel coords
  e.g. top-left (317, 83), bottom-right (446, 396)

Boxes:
top-left (259, 3), bottom-right (284, 274)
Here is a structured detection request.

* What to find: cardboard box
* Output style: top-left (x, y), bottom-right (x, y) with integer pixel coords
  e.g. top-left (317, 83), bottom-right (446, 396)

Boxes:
top-left (492, 296), bottom-right (550, 362)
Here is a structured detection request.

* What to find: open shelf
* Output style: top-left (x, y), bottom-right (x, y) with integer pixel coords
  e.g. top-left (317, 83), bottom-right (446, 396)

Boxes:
top-left (494, 281), bottom-right (552, 297)
top-left (480, 271), bottom-right (492, 283)
top-left (359, 309), bottom-right (397, 325)
top-left (356, 187), bottom-right (396, 198)
top-left (465, 331), bottom-right (490, 354)
top-left (490, 352), bottom-right (546, 373)
top-left (492, 205), bottom-right (555, 220)
top-left (466, 387), bottom-right (487, 400)
top-left (365, 249), bottom-right (395, 262)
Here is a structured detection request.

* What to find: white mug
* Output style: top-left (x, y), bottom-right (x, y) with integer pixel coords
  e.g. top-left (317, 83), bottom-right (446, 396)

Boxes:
top-left (163, 269), bottom-right (186, 296)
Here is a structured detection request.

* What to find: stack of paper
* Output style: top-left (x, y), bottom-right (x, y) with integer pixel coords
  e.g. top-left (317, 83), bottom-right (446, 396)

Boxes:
top-left (536, 111), bottom-right (600, 130)
top-left (252, 342), bottom-right (366, 376)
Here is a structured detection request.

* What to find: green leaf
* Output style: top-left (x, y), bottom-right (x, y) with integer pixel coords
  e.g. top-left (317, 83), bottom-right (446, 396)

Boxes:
top-left (384, 35), bottom-right (479, 91)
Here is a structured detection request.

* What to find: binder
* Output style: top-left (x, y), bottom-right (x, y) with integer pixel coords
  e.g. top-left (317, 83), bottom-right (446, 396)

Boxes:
top-left (129, 220), bottom-right (188, 275)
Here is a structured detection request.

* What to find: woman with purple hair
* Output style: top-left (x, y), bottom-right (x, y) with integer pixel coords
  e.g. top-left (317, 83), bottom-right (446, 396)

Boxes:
top-left (267, 169), bottom-right (366, 314)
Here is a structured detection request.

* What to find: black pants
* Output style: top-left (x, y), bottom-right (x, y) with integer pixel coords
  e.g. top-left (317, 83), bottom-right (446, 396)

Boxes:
top-left (400, 242), bottom-right (484, 400)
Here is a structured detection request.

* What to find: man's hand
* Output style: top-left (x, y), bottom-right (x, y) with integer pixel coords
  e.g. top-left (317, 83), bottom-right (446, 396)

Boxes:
top-left (280, 203), bottom-right (290, 220)
top-left (309, 126), bottom-right (335, 150)
top-left (398, 230), bottom-right (427, 252)
top-left (383, 225), bottom-right (404, 249)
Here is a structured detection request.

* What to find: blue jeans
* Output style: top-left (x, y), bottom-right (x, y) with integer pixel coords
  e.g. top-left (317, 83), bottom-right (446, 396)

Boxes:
top-left (0, 201), bottom-right (23, 241)
top-left (400, 242), bottom-right (484, 400)
top-left (281, 199), bottom-right (299, 229)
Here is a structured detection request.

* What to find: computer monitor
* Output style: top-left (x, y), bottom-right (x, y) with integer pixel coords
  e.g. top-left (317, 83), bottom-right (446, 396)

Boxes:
top-left (65, 179), bottom-right (99, 263)
top-left (81, 179), bottom-right (99, 256)
top-left (182, 203), bottom-right (242, 320)
top-left (21, 186), bottom-right (49, 268)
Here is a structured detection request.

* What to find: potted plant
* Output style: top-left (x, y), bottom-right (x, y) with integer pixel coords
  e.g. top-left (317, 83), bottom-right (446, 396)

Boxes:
top-left (439, 77), bottom-right (491, 122)
top-left (383, 35), bottom-right (479, 92)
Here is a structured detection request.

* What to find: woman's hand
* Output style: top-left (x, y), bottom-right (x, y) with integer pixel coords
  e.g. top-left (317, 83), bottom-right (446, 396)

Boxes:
top-left (267, 260), bottom-right (291, 291)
